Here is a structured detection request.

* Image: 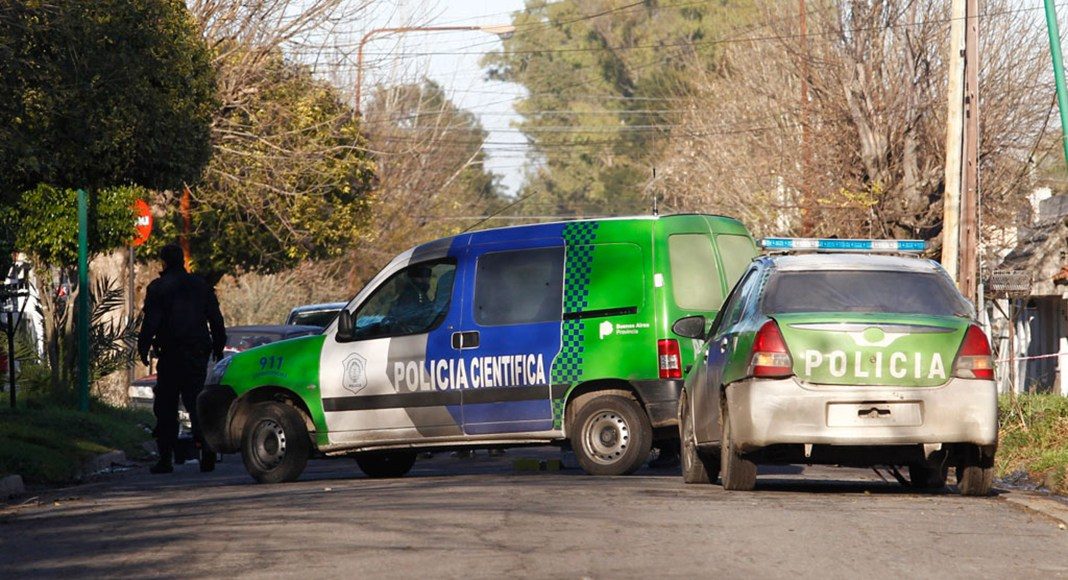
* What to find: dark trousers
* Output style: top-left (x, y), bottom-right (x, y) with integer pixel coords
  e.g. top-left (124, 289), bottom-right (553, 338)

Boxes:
top-left (153, 349), bottom-right (210, 460)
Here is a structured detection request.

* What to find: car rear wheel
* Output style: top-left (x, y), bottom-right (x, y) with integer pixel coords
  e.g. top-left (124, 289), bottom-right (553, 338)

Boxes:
top-left (241, 401), bottom-right (311, 484)
top-left (356, 450), bottom-right (417, 478)
top-left (957, 446), bottom-right (995, 496)
top-left (720, 402), bottom-right (756, 491)
top-left (569, 392), bottom-right (652, 476)
top-left (679, 392), bottom-right (719, 484)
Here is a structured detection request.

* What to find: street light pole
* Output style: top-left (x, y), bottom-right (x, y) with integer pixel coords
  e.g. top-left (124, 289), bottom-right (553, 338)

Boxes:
top-left (354, 24), bottom-right (516, 117)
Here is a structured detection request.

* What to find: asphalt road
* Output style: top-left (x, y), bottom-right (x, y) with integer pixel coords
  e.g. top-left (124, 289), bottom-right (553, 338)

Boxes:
top-left (2, 450), bottom-right (1067, 579)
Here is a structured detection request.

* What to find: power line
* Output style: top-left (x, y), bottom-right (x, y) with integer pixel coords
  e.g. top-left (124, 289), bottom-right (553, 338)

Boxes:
top-left (296, 2), bottom-right (1059, 58)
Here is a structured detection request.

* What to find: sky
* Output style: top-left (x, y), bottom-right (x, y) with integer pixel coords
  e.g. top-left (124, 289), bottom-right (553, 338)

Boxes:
top-left (358, 0), bottom-right (530, 196)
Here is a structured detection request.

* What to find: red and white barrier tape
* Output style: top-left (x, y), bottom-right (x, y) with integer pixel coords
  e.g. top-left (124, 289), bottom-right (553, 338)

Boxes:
top-left (995, 352), bottom-right (1066, 364)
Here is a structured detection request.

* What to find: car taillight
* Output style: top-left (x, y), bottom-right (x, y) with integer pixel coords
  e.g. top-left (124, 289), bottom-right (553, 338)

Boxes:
top-left (952, 324), bottom-right (994, 380)
top-left (748, 320), bottom-right (793, 378)
top-left (658, 339), bottom-right (682, 379)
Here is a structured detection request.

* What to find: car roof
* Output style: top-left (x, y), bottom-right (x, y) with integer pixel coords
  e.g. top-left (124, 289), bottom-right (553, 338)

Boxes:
top-left (287, 302), bottom-right (347, 314)
top-left (766, 254), bottom-right (941, 273)
top-left (228, 324), bottom-right (321, 335)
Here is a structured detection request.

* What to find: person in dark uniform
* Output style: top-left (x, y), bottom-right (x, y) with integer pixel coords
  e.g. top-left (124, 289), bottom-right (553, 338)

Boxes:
top-left (137, 244), bottom-right (226, 474)
top-left (387, 265), bottom-right (433, 331)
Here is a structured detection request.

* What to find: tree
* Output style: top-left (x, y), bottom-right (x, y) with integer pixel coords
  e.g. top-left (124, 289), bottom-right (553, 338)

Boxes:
top-left (0, 0), bottom-right (216, 199)
top-left (183, 49), bottom-right (375, 275)
top-left (0, 0), bottom-right (215, 400)
top-left (357, 80), bottom-right (503, 284)
top-left (655, 0), bottom-right (1054, 263)
top-left (484, 0), bottom-right (758, 217)
top-left (179, 0), bottom-right (378, 276)
top-left (0, 185), bottom-right (142, 399)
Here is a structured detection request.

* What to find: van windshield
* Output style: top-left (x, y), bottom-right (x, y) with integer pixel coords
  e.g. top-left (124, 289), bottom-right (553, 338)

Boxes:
top-left (762, 270), bottom-right (972, 317)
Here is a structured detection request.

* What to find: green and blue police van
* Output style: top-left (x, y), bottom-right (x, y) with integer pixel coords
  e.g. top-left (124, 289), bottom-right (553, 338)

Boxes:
top-left (198, 214), bottom-right (757, 482)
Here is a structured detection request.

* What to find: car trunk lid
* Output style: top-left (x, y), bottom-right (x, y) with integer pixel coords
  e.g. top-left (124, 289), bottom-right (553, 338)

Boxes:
top-left (772, 312), bottom-right (969, 387)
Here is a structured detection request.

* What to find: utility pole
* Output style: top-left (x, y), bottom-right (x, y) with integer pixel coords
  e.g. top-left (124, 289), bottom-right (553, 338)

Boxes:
top-left (941, 0), bottom-right (966, 284)
top-left (959, 0), bottom-right (981, 303)
top-left (799, 0), bottom-right (814, 236)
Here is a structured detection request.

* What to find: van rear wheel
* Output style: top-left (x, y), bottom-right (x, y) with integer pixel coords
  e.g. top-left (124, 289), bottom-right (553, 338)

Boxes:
top-left (570, 392), bottom-right (652, 476)
top-left (356, 450), bottom-right (417, 478)
top-left (241, 401), bottom-right (311, 484)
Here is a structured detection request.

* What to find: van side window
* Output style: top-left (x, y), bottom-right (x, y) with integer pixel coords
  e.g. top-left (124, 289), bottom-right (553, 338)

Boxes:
top-left (716, 234), bottom-right (757, 286)
top-left (475, 247), bottom-right (564, 326)
top-left (668, 234), bottom-right (723, 310)
top-left (351, 261), bottom-right (456, 340)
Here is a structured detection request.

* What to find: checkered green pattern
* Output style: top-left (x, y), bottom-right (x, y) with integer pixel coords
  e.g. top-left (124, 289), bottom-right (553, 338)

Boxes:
top-left (551, 221), bottom-right (600, 385)
top-left (552, 398), bottom-right (566, 429)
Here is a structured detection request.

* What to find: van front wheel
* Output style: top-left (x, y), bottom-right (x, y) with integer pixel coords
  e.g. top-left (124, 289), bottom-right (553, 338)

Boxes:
top-left (570, 392), bottom-right (652, 476)
top-left (241, 401), bottom-right (311, 484)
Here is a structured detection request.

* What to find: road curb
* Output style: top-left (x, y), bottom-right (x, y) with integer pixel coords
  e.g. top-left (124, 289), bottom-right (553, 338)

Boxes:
top-left (1, 474), bottom-right (25, 499)
top-left (1001, 491), bottom-right (1068, 528)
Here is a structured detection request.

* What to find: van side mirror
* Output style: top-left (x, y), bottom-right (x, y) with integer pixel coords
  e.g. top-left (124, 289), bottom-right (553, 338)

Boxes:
top-left (336, 309), bottom-right (355, 342)
top-left (672, 315), bottom-right (706, 340)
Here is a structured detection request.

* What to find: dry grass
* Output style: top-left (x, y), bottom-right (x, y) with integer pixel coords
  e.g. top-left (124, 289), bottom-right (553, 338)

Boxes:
top-left (998, 394), bottom-right (1068, 495)
top-left (216, 260), bottom-right (352, 326)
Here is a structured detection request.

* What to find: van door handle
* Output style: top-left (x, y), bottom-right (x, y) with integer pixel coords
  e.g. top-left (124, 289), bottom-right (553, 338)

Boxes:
top-left (451, 331), bottom-right (480, 350)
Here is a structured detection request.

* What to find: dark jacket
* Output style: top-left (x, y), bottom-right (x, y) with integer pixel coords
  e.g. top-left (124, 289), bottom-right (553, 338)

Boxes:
top-left (138, 266), bottom-right (226, 361)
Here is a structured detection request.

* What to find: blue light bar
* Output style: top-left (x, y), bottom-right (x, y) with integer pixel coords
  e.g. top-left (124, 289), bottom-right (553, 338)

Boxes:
top-left (761, 238), bottom-right (926, 253)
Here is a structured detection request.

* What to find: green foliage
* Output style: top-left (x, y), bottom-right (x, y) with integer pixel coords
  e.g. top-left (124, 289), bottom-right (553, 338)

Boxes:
top-left (87, 276), bottom-right (141, 383)
top-left (42, 273), bottom-right (141, 403)
top-left (0, 400), bottom-right (154, 483)
top-left (191, 50), bottom-right (375, 274)
top-left (6, 184), bottom-right (138, 267)
top-left (0, 0), bottom-right (216, 199)
top-left (484, 0), bottom-right (757, 216)
top-left (998, 394), bottom-right (1068, 495)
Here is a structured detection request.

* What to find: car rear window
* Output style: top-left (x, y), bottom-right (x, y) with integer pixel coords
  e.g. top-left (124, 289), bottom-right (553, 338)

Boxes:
top-left (762, 270), bottom-right (972, 317)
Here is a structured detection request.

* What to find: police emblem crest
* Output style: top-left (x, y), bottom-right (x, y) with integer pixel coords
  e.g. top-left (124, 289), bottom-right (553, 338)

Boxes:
top-left (342, 353), bottom-right (368, 394)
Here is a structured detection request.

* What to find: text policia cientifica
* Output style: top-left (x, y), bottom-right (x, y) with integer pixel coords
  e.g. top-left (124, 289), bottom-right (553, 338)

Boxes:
top-left (391, 354), bottom-right (549, 392)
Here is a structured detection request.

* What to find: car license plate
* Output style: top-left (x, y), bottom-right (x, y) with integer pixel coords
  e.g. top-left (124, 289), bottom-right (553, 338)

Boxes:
top-left (826, 402), bottom-right (922, 427)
